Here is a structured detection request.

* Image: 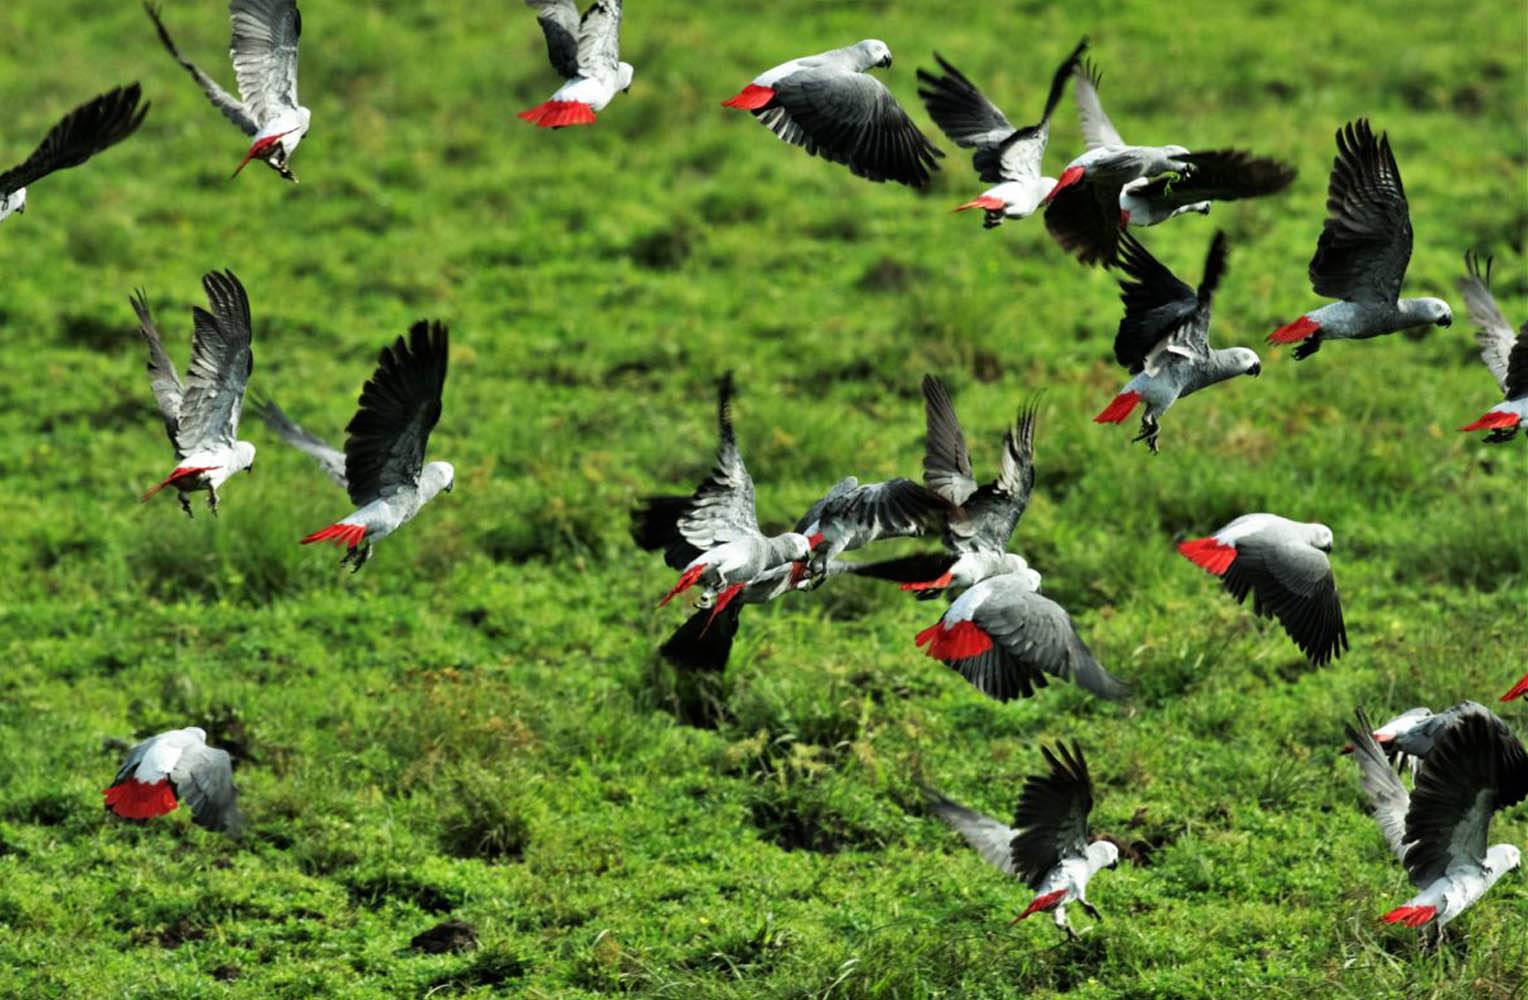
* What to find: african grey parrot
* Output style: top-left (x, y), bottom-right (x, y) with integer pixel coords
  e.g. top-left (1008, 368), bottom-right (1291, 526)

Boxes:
top-left (1456, 251), bottom-right (1527, 442)
top-left (914, 565), bottom-right (1129, 703)
top-left (852, 377), bottom-right (1040, 597)
top-left (1093, 231), bottom-right (1260, 453)
top-left (635, 374), bottom-right (818, 629)
top-left (1268, 119), bottom-right (1452, 359)
top-left (1178, 513), bottom-right (1347, 666)
top-left (722, 40), bottom-right (944, 188)
top-left (519, 0), bottom-right (632, 128)
top-left (1344, 707), bottom-right (1526, 936)
top-left (1044, 59), bottom-right (1291, 265)
top-left (103, 726), bottom-right (243, 835)
top-left (263, 322), bottom-right (453, 572)
top-left (145, 0), bottom-right (310, 181)
top-left (924, 742), bottom-right (1119, 937)
top-left (1340, 702), bottom-right (1493, 777)
top-left (134, 271), bottom-right (257, 517)
top-left (915, 38), bottom-right (1088, 228)
top-left (0, 83), bottom-right (148, 224)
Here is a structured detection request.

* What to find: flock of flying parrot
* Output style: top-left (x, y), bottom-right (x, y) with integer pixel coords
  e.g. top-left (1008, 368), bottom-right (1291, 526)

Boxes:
top-left (3, 0), bottom-right (1523, 946)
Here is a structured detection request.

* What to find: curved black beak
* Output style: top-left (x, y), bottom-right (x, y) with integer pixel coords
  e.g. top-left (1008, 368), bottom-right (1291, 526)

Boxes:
top-left (1437, 316), bottom-right (1452, 327)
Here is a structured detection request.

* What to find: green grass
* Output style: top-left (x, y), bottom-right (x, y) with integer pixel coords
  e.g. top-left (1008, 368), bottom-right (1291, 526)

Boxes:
top-left (1, 0), bottom-right (1526, 996)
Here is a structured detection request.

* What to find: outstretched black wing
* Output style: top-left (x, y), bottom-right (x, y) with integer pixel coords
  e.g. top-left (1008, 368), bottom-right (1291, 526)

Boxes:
top-left (0, 83), bottom-right (148, 197)
top-left (343, 321), bottom-right (449, 506)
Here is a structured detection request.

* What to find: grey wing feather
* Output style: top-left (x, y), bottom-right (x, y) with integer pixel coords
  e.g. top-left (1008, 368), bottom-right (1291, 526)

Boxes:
top-left (575, 0), bottom-right (622, 78)
top-left (674, 372), bottom-right (760, 550)
top-left (1402, 710), bottom-right (1528, 888)
top-left (921, 375), bottom-right (977, 506)
top-left (249, 393), bottom-right (347, 488)
top-left (950, 402), bottom-right (1038, 555)
top-left (1073, 59), bottom-right (1123, 150)
top-left (0, 84), bottom-right (149, 196)
top-left (915, 54), bottom-right (1019, 182)
top-left (175, 270), bottom-right (254, 455)
top-left (130, 289), bottom-right (185, 449)
top-left (525, 0), bottom-right (581, 78)
top-left (1113, 231), bottom-right (1200, 372)
top-left (813, 478), bottom-right (950, 546)
top-left (976, 585), bottom-right (1130, 701)
top-left (923, 786), bottom-right (1019, 876)
top-left (1043, 179), bottom-right (1123, 266)
top-left (794, 476), bottom-right (859, 533)
top-left (766, 68), bottom-right (943, 188)
top-left (1128, 149), bottom-right (1296, 208)
top-left (144, 3), bottom-right (257, 135)
top-left (1308, 119), bottom-right (1412, 304)
top-left (1343, 709), bottom-right (1410, 863)
top-left (229, 0), bottom-right (302, 124)
top-left (111, 736), bottom-right (155, 786)
top-left (1459, 252), bottom-right (1517, 395)
top-left (344, 321), bottom-right (448, 506)
top-left (1221, 531), bottom-right (1347, 666)
top-left (1506, 332), bottom-right (1528, 401)
top-left (171, 744), bottom-right (244, 835)
top-left (1010, 742), bottom-right (1094, 889)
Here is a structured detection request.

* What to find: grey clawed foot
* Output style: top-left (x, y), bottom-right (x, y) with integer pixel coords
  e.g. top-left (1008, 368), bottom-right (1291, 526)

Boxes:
top-left (1081, 901), bottom-right (1102, 921)
top-left (1132, 417), bottom-right (1160, 454)
top-left (1292, 337), bottom-right (1320, 361)
top-left (178, 493), bottom-right (194, 519)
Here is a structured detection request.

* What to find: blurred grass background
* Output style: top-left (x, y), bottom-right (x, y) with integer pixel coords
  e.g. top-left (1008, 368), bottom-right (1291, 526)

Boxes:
top-left (0, 0), bottom-right (1524, 996)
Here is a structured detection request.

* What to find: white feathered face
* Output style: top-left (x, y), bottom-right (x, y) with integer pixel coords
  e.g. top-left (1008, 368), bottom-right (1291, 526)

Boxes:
top-left (1421, 298), bottom-right (1453, 327)
top-left (1308, 524), bottom-right (1334, 553)
top-left (1487, 844), bottom-right (1521, 875)
top-left (1088, 839), bottom-right (1121, 870)
top-left (0, 188), bottom-right (26, 220)
top-left (1228, 347), bottom-right (1262, 377)
top-left (618, 62), bottom-right (635, 92)
top-left (422, 461), bottom-right (456, 497)
top-left (783, 532), bottom-right (815, 561)
top-left (233, 441), bottom-right (257, 473)
top-left (858, 39), bottom-right (893, 69)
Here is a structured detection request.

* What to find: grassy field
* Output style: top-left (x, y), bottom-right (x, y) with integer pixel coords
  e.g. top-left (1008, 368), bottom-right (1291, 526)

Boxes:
top-left (1, 0), bottom-right (1525, 996)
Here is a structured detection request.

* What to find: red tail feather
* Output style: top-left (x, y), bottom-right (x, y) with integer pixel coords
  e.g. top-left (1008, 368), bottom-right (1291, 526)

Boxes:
top-left (518, 100), bottom-right (597, 128)
top-left (659, 563), bottom-right (707, 607)
top-left (722, 84), bottom-right (775, 109)
top-left (1177, 537), bottom-right (1237, 576)
top-left (1459, 410), bottom-right (1520, 432)
top-left (232, 128), bottom-right (298, 178)
top-left (1268, 315), bottom-right (1321, 344)
top-left (1380, 904), bottom-right (1436, 928)
top-left (103, 778), bottom-right (178, 820)
top-left (300, 522), bottom-right (367, 549)
top-left (699, 582), bottom-right (745, 636)
top-left (915, 619), bottom-right (993, 661)
top-left (1093, 391), bottom-right (1142, 425)
top-left (901, 572), bottom-right (954, 592)
top-left (1013, 888), bottom-right (1067, 923)
top-left (954, 195), bottom-right (1005, 213)
top-left (1502, 672), bottom-right (1528, 702)
top-left (140, 465), bottom-right (218, 502)
top-left (1042, 165), bottom-right (1085, 204)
